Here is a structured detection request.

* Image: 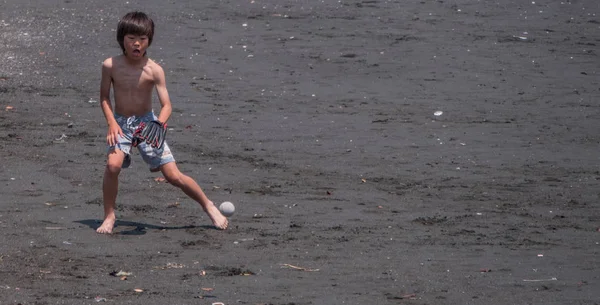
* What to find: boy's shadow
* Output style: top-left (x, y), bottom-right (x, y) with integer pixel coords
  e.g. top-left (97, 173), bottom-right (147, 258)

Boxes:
top-left (76, 219), bottom-right (214, 235)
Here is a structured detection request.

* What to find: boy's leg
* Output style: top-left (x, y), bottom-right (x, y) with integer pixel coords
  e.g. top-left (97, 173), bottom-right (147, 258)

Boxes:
top-left (159, 162), bottom-right (228, 229)
top-left (97, 149), bottom-right (125, 234)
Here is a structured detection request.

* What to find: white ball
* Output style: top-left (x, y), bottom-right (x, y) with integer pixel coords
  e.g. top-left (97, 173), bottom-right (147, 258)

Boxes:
top-left (219, 201), bottom-right (235, 217)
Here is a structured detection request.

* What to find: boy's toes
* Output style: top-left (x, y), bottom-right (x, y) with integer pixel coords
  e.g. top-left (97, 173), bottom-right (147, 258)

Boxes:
top-left (215, 218), bottom-right (228, 230)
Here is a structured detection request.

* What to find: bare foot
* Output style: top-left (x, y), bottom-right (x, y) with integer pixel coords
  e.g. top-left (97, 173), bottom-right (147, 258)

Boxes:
top-left (205, 201), bottom-right (228, 230)
top-left (96, 215), bottom-right (116, 234)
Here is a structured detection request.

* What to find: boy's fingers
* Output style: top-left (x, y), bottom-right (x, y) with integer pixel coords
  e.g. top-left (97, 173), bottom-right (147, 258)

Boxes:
top-left (108, 133), bottom-right (118, 146)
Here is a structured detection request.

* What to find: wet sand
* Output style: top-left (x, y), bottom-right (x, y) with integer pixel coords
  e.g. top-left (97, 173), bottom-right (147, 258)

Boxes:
top-left (0, 0), bottom-right (599, 304)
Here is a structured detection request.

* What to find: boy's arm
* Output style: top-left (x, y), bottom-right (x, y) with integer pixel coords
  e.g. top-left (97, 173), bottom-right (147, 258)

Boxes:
top-left (100, 58), bottom-right (123, 146)
top-left (153, 64), bottom-right (172, 124)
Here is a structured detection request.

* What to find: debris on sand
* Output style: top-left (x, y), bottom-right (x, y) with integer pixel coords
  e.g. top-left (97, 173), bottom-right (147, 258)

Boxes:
top-left (523, 277), bottom-right (557, 282)
top-left (166, 262), bottom-right (185, 269)
top-left (110, 270), bottom-right (132, 280)
top-left (166, 202), bottom-right (180, 208)
top-left (109, 270), bottom-right (132, 277)
top-left (154, 262), bottom-right (185, 270)
top-left (497, 35), bottom-right (532, 43)
top-left (513, 36), bottom-right (528, 41)
top-left (280, 263), bottom-right (319, 272)
top-left (53, 134), bottom-right (67, 143)
top-left (386, 293), bottom-right (417, 300)
top-left (207, 266), bottom-right (255, 276)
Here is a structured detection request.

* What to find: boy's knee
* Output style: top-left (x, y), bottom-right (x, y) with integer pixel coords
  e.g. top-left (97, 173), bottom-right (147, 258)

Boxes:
top-left (164, 172), bottom-right (184, 186)
top-left (105, 163), bottom-right (122, 176)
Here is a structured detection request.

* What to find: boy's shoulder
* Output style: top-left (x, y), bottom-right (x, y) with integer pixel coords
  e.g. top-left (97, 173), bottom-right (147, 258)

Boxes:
top-left (102, 55), bottom-right (125, 68)
top-left (144, 58), bottom-right (166, 76)
top-left (145, 57), bottom-right (163, 69)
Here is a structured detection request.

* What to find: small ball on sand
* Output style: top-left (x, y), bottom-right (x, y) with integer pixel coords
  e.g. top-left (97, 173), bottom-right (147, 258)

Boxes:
top-left (219, 201), bottom-right (235, 217)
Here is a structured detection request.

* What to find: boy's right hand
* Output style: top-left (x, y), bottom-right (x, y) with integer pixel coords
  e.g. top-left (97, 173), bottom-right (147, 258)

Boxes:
top-left (106, 123), bottom-right (124, 147)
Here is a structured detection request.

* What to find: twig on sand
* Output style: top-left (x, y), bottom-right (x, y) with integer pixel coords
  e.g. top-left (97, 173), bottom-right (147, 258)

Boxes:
top-left (45, 227), bottom-right (65, 230)
top-left (280, 263), bottom-right (319, 272)
top-left (523, 277), bottom-right (557, 282)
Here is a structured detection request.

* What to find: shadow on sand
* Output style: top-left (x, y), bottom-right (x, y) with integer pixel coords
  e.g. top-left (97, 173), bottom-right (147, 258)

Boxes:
top-left (75, 219), bottom-right (214, 235)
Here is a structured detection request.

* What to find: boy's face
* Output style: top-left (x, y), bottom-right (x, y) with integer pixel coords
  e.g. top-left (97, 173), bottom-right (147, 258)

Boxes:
top-left (124, 34), bottom-right (149, 59)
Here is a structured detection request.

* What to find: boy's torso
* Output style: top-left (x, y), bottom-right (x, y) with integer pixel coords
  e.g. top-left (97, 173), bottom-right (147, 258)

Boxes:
top-left (111, 55), bottom-right (157, 117)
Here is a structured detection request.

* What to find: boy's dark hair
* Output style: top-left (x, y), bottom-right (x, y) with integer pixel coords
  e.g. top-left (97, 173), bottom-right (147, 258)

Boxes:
top-left (117, 11), bottom-right (155, 54)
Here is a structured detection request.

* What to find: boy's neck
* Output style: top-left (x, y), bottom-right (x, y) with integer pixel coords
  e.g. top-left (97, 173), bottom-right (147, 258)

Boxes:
top-left (123, 55), bottom-right (148, 67)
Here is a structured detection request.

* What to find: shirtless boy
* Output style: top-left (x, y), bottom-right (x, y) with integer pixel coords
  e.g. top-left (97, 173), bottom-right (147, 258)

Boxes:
top-left (97, 11), bottom-right (228, 233)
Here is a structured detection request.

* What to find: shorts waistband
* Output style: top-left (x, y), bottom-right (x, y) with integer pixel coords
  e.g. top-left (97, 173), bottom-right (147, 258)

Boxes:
top-left (114, 111), bottom-right (154, 120)
top-left (114, 111), bottom-right (154, 126)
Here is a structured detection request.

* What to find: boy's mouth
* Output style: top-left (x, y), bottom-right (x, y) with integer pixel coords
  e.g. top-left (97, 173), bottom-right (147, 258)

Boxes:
top-left (132, 49), bottom-right (141, 55)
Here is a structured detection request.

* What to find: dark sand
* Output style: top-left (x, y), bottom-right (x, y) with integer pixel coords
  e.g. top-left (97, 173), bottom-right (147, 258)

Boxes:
top-left (1, 0), bottom-right (599, 304)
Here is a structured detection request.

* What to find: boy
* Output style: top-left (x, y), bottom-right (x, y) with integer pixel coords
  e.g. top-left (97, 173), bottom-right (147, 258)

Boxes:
top-left (97, 11), bottom-right (228, 234)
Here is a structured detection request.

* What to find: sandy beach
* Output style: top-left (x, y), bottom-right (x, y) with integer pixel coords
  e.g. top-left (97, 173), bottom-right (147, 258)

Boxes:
top-left (0, 0), bottom-right (599, 304)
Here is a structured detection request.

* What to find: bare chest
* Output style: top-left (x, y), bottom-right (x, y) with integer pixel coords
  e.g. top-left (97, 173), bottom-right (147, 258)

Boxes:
top-left (112, 67), bottom-right (154, 91)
